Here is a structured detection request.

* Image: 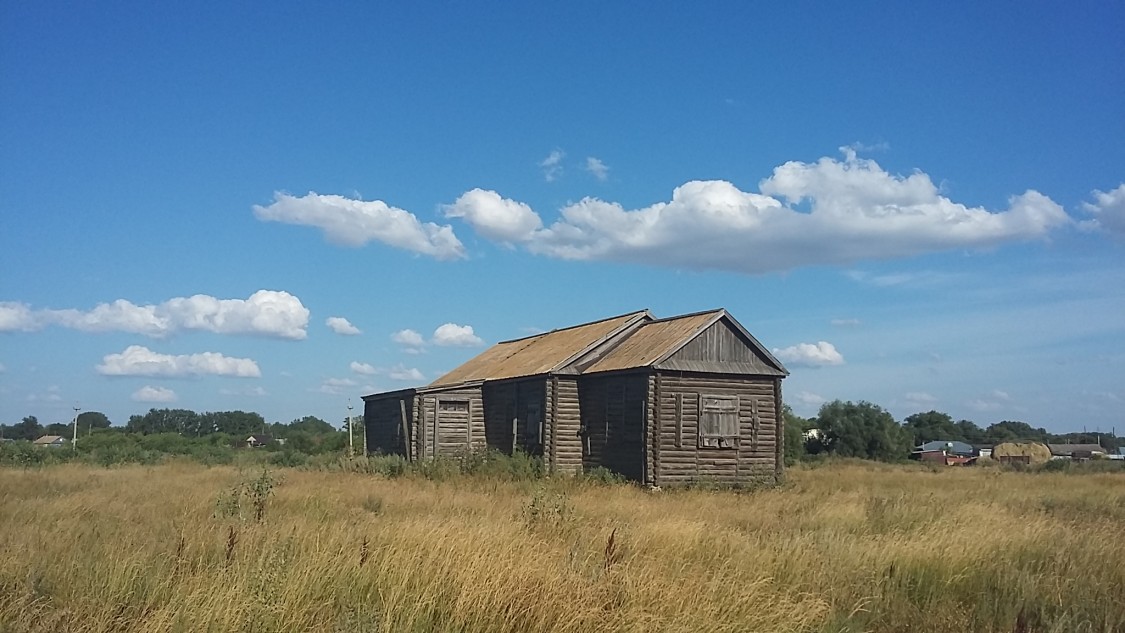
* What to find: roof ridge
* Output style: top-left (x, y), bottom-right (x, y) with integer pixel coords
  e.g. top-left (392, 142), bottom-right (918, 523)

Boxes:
top-left (496, 309), bottom-right (651, 344)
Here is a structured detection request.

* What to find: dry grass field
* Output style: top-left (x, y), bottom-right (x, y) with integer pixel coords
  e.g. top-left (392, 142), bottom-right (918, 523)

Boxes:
top-left (1, 460), bottom-right (1123, 633)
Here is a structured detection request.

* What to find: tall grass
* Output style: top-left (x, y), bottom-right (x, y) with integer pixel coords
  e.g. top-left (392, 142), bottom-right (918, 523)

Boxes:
top-left (1, 460), bottom-right (1122, 632)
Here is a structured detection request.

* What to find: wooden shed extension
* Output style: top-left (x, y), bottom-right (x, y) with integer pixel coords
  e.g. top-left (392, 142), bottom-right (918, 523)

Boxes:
top-left (363, 308), bottom-right (789, 487)
top-left (363, 310), bottom-right (650, 462)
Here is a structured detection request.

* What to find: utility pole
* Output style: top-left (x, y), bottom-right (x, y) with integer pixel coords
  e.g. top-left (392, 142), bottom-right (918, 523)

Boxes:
top-left (71, 405), bottom-right (81, 450)
top-left (346, 399), bottom-right (354, 458)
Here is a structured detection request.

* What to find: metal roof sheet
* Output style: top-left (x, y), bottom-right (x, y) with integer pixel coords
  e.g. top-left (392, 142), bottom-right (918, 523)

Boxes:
top-left (427, 310), bottom-right (648, 387)
top-left (583, 311), bottom-right (721, 373)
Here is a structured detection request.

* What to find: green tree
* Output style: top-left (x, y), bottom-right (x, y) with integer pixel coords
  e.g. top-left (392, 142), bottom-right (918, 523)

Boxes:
top-left (813, 400), bottom-right (911, 462)
top-left (955, 419), bottom-right (985, 445)
top-left (15, 416), bottom-right (43, 441)
top-left (285, 416), bottom-right (334, 435)
top-left (76, 411), bottom-right (111, 435)
top-left (984, 420), bottom-right (1049, 444)
top-left (782, 404), bottom-right (809, 466)
top-left (901, 410), bottom-right (962, 445)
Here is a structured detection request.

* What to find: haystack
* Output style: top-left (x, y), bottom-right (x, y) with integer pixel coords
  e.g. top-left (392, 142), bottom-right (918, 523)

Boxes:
top-left (991, 441), bottom-right (1051, 464)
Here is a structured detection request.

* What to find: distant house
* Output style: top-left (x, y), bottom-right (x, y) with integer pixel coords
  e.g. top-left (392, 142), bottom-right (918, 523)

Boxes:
top-left (245, 434), bottom-right (274, 448)
top-left (33, 435), bottom-right (69, 448)
top-left (974, 445), bottom-right (994, 459)
top-left (363, 308), bottom-right (789, 487)
top-left (1047, 443), bottom-right (1107, 461)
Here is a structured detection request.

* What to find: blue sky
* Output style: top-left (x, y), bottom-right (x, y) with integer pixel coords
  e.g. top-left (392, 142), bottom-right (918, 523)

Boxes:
top-left (2, 2), bottom-right (1123, 433)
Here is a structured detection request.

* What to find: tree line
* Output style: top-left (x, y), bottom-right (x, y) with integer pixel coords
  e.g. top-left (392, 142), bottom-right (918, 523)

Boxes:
top-left (0, 409), bottom-right (360, 456)
top-left (782, 401), bottom-right (1121, 465)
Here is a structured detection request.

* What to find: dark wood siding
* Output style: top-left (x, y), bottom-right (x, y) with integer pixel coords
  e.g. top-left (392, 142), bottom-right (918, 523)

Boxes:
top-left (417, 386), bottom-right (483, 458)
top-left (653, 372), bottom-right (779, 486)
top-left (578, 373), bottom-right (647, 481)
top-left (553, 377), bottom-right (582, 474)
top-left (482, 379), bottom-right (547, 455)
top-left (363, 394), bottom-right (412, 457)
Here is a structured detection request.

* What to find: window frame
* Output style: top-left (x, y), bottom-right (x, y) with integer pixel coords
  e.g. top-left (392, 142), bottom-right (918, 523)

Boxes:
top-left (697, 394), bottom-right (740, 449)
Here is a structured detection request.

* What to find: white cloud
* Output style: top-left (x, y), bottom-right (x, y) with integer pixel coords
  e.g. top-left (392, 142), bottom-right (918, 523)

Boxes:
top-left (794, 391), bottom-right (826, 407)
top-left (132, 386), bottom-right (177, 403)
top-left (966, 389), bottom-right (1013, 412)
top-left (449, 150), bottom-right (1070, 274)
top-left (391, 329), bottom-right (425, 353)
top-left (585, 157), bottom-right (610, 182)
top-left (96, 346), bottom-right (261, 378)
top-left (772, 341), bottom-right (845, 367)
top-left (830, 318), bottom-right (861, 327)
top-left (1081, 184), bottom-right (1125, 236)
top-left (540, 149), bottom-right (565, 182)
top-left (904, 392), bottom-right (938, 406)
top-left (26, 385), bottom-right (63, 403)
top-left (253, 191), bottom-right (465, 260)
top-left (0, 302), bottom-right (40, 332)
top-left (432, 323), bottom-right (484, 347)
top-left (0, 291), bottom-right (309, 339)
top-left (326, 317), bottom-right (361, 336)
top-left (350, 361), bottom-right (377, 375)
top-left (316, 377), bottom-right (357, 395)
top-left (389, 364), bottom-right (425, 381)
top-left (443, 189), bottom-right (542, 243)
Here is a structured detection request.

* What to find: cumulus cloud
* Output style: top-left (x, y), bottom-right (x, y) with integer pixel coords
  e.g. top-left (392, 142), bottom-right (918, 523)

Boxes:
top-left (0, 302), bottom-right (39, 332)
top-left (389, 364), bottom-right (425, 381)
top-left (350, 361), bottom-right (377, 375)
top-left (432, 323), bottom-right (484, 347)
top-left (585, 157), bottom-right (610, 182)
top-left (253, 192), bottom-right (465, 260)
top-left (132, 385), bottom-right (177, 403)
top-left (443, 189), bottom-right (543, 243)
top-left (794, 391), bottom-right (826, 407)
top-left (540, 149), bottom-right (565, 182)
top-left (326, 317), bottom-right (361, 336)
top-left (0, 291), bottom-right (309, 339)
top-left (448, 150), bottom-right (1070, 274)
top-left (97, 346), bottom-right (261, 378)
top-left (1081, 184), bottom-right (1125, 236)
top-left (391, 329), bottom-right (425, 353)
top-left (772, 341), bottom-right (845, 367)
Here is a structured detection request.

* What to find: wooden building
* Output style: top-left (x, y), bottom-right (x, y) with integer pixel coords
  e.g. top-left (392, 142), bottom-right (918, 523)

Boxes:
top-left (363, 309), bottom-right (789, 486)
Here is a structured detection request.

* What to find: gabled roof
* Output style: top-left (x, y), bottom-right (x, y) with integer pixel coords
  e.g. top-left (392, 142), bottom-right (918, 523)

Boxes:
top-left (427, 310), bottom-right (650, 388)
top-left (582, 309), bottom-right (788, 376)
top-left (33, 435), bottom-right (67, 445)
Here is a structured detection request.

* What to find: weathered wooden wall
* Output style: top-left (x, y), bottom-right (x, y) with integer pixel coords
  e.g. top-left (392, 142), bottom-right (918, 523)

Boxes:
top-left (416, 386), bottom-right (484, 458)
top-left (551, 377), bottom-right (582, 474)
top-left (482, 379), bottom-right (546, 455)
top-left (363, 395), bottom-right (412, 457)
top-left (578, 373), bottom-right (647, 482)
top-left (652, 372), bottom-right (779, 486)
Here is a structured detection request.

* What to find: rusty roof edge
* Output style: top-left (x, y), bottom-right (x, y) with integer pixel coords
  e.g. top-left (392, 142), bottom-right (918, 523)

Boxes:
top-left (547, 309), bottom-right (654, 374)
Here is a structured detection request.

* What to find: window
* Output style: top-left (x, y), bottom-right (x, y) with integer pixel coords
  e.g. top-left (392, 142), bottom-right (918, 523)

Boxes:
top-left (698, 394), bottom-right (739, 449)
top-left (438, 400), bottom-right (469, 413)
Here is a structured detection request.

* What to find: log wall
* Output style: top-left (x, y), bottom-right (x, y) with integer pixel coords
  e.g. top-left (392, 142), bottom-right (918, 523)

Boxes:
top-left (652, 372), bottom-right (779, 486)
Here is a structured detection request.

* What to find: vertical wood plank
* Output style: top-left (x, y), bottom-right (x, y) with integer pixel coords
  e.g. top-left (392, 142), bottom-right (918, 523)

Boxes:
top-left (675, 393), bottom-right (683, 449)
top-left (399, 399), bottom-right (411, 462)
